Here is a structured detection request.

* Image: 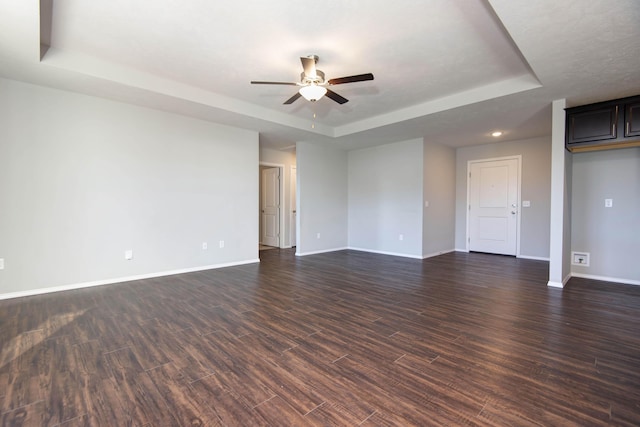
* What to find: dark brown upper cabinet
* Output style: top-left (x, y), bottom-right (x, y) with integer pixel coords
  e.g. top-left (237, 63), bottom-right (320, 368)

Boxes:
top-left (567, 105), bottom-right (618, 144)
top-left (566, 95), bottom-right (640, 152)
top-left (625, 101), bottom-right (640, 138)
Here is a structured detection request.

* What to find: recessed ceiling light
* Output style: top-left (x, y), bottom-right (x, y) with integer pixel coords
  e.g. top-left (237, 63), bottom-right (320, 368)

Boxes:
top-left (491, 131), bottom-right (503, 137)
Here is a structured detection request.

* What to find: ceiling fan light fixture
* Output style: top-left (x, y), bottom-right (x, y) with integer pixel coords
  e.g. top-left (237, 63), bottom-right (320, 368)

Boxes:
top-left (299, 84), bottom-right (327, 102)
top-left (251, 55), bottom-right (371, 104)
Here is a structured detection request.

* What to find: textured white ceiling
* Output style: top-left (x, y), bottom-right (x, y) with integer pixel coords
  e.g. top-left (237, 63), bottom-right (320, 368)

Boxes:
top-left (0, 0), bottom-right (639, 150)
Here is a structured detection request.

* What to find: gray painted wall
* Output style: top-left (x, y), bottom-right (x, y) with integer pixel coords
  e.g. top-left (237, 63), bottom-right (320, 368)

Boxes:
top-left (423, 141), bottom-right (456, 257)
top-left (562, 148), bottom-right (574, 281)
top-left (0, 78), bottom-right (259, 297)
top-left (296, 141), bottom-right (348, 255)
top-left (9, 78), bottom-right (635, 296)
top-left (455, 137), bottom-right (552, 259)
top-left (348, 139), bottom-right (423, 257)
top-left (571, 147), bottom-right (640, 282)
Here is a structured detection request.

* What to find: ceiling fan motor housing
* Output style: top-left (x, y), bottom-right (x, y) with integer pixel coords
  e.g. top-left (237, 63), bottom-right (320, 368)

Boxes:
top-left (301, 69), bottom-right (325, 84)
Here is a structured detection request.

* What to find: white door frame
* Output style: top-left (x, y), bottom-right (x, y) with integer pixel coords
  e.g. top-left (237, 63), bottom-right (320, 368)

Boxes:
top-left (466, 155), bottom-right (522, 256)
top-left (259, 162), bottom-right (286, 248)
top-left (290, 165), bottom-right (297, 248)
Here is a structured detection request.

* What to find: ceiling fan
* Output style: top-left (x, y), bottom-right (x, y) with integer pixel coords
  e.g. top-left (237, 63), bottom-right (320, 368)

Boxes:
top-left (251, 55), bottom-right (374, 105)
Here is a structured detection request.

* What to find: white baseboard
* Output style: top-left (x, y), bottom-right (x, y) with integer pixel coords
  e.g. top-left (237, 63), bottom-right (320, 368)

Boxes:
top-left (0, 258), bottom-right (260, 301)
top-left (547, 273), bottom-right (571, 288)
top-left (422, 249), bottom-right (456, 259)
top-left (295, 247), bottom-right (349, 257)
top-left (517, 255), bottom-right (550, 261)
top-left (454, 250), bottom-right (549, 262)
top-left (571, 273), bottom-right (640, 286)
top-left (347, 247), bottom-right (423, 259)
top-left (298, 247), bottom-right (456, 260)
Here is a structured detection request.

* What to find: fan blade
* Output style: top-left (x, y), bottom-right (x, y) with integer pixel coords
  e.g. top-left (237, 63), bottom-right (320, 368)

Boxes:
top-left (251, 81), bottom-right (299, 85)
top-left (283, 92), bottom-right (302, 105)
top-left (328, 73), bottom-right (374, 85)
top-left (300, 56), bottom-right (317, 78)
top-left (325, 89), bottom-right (348, 104)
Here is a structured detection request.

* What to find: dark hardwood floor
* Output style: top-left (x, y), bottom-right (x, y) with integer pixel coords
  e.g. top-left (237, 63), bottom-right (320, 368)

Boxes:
top-left (1, 249), bottom-right (640, 426)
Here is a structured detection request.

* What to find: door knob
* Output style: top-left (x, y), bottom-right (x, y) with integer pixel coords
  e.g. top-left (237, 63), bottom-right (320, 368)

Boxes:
top-left (511, 210), bottom-right (517, 214)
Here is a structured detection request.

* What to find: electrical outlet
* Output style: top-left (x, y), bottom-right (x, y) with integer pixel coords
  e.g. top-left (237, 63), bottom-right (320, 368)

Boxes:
top-left (399, 234), bottom-right (404, 241)
top-left (202, 242), bottom-right (208, 250)
top-left (316, 233), bottom-right (321, 239)
top-left (424, 201), bottom-right (430, 208)
top-left (125, 250), bottom-right (133, 260)
top-left (605, 199), bottom-right (613, 208)
top-left (0, 258), bottom-right (4, 270)
top-left (522, 201), bottom-right (531, 207)
top-left (219, 240), bottom-right (224, 248)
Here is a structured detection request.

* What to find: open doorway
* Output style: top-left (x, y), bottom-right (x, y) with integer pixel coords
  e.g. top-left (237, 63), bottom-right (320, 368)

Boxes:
top-left (260, 166), bottom-right (280, 247)
top-left (259, 165), bottom-right (281, 251)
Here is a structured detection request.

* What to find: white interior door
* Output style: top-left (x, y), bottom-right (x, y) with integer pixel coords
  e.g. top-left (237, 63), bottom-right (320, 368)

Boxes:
top-left (468, 158), bottom-right (519, 255)
top-left (260, 167), bottom-right (280, 247)
top-left (290, 166), bottom-right (297, 247)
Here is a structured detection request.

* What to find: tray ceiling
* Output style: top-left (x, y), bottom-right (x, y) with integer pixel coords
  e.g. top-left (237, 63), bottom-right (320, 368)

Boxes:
top-left (1, 0), bottom-right (639, 150)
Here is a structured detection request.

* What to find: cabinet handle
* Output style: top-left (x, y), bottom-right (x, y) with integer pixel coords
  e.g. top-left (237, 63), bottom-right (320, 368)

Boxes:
top-left (627, 122), bottom-right (631, 135)
top-left (612, 123), bottom-right (616, 135)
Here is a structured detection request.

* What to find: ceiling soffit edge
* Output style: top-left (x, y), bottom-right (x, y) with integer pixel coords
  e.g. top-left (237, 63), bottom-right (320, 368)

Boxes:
top-left (335, 73), bottom-right (542, 138)
top-left (39, 47), bottom-right (336, 137)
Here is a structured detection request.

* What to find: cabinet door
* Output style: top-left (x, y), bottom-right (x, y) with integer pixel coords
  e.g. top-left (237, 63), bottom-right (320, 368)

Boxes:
top-left (567, 105), bottom-right (618, 144)
top-left (625, 102), bottom-right (640, 137)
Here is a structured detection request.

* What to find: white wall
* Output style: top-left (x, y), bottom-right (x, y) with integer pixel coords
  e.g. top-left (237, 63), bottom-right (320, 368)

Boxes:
top-left (423, 141), bottom-right (456, 257)
top-left (455, 136), bottom-right (552, 259)
top-left (259, 147), bottom-right (296, 247)
top-left (348, 139), bottom-right (423, 257)
top-left (571, 147), bottom-right (640, 283)
top-left (548, 98), bottom-right (572, 287)
top-left (0, 78), bottom-right (259, 298)
top-left (296, 141), bottom-right (348, 255)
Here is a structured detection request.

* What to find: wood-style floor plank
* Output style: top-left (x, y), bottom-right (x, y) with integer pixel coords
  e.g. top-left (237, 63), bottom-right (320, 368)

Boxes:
top-left (1, 249), bottom-right (640, 426)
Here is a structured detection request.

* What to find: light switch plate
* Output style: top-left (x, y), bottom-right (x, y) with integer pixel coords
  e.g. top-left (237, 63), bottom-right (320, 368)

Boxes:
top-left (522, 201), bottom-right (531, 207)
top-left (0, 258), bottom-right (4, 270)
